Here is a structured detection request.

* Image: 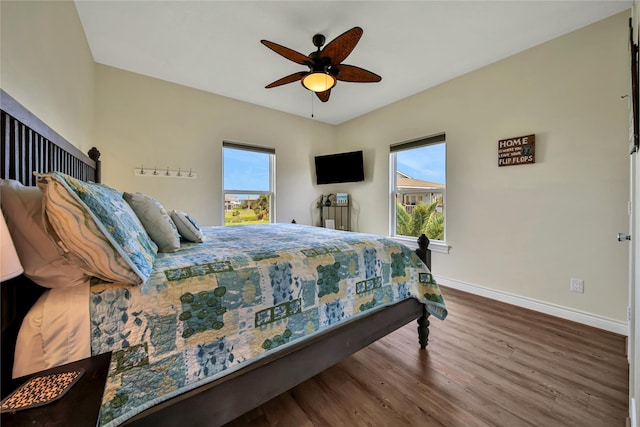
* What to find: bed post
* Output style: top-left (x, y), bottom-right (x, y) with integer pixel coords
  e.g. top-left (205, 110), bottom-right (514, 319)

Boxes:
top-left (88, 147), bottom-right (101, 183)
top-left (415, 233), bottom-right (431, 349)
top-left (417, 306), bottom-right (430, 349)
top-left (415, 233), bottom-right (431, 270)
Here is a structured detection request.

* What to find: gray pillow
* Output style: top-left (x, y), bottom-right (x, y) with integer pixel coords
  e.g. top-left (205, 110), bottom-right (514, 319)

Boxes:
top-left (123, 192), bottom-right (180, 252)
top-left (0, 179), bottom-right (90, 288)
top-left (170, 210), bottom-right (203, 243)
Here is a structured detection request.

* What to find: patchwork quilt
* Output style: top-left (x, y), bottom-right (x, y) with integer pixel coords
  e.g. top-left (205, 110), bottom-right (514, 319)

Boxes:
top-left (90, 224), bottom-right (447, 426)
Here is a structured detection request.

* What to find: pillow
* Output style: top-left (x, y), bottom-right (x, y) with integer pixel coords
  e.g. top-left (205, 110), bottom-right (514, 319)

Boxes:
top-left (123, 192), bottom-right (180, 253)
top-left (0, 179), bottom-right (90, 288)
top-left (36, 172), bottom-right (158, 285)
top-left (13, 284), bottom-right (90, 378)
top-left (170, 210), bottom-right (203, 243)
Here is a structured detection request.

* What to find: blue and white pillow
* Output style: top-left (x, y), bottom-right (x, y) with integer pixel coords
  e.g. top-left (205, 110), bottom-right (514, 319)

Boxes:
top-left (36, 172), bottom-right (158, 285)
top-left (170, 210), bottom-right (203, 243)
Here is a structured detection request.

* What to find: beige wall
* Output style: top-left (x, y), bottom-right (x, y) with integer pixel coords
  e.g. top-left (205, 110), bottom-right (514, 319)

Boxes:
top-left (0, 1), bottom-right (95, 150)
top-left (94, 65), bottom-right (336, 226)
top-left (337, 11), bottom-right (631, 322)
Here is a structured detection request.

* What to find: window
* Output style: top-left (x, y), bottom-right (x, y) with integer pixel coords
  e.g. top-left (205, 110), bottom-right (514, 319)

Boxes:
top-left (390, 134), bottom-right (446, 246)
top-left (223, 141), bottom-right (275, 226)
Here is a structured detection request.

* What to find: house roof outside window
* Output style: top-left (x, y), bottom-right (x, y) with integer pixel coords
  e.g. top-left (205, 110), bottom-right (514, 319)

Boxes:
top-left (396, 171), bottom-right (445, 191)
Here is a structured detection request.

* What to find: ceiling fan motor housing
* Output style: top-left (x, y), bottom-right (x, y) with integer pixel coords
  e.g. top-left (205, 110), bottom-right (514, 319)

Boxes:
top-left (307, 53), bottom-right (331, 72)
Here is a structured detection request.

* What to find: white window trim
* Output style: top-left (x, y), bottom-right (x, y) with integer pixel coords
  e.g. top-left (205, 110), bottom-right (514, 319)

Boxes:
top-left (389, 136), bottom-right (448, 251)
top-left (222, 142), bottom-right (276, 225)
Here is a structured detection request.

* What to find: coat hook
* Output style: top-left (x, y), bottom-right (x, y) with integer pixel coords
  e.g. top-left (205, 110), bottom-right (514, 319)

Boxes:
top-left (165, 166), bottom-right (171, 176)
top-left (153, 166), bottom-right (158, 175)
top-left (188, 168), bottom-right (193, 177)
top-left (140, 164), bottom-right (145, 175)
top-left (177, 168), bottom-right (182, 177)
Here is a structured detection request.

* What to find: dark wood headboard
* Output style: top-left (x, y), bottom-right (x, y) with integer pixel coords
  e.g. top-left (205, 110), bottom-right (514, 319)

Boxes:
top-left (1, 89), bottom-right (100, 185)
top-left (0, 89), bottom-right (101, 393)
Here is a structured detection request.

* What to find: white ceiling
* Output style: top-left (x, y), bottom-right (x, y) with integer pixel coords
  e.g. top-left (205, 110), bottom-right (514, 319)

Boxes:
top-left (74, 1), bottom-right (632, 125)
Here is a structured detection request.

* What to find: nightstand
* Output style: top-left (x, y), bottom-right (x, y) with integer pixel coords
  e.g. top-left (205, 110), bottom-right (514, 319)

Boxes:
top-left (1, 352), bottom-right (111, 427)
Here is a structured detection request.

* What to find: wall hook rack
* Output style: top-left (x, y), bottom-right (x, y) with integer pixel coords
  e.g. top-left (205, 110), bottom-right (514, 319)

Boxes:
top-left (134, 165), bottom-right (197, 179)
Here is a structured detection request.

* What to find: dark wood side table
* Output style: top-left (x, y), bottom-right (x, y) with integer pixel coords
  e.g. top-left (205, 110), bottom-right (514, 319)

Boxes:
top-left (1, 352), bottom-right (111, 427)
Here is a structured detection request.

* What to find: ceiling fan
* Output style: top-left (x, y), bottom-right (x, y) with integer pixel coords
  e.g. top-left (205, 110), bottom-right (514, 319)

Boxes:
top-left (261, 27), bottom-right (381, 102)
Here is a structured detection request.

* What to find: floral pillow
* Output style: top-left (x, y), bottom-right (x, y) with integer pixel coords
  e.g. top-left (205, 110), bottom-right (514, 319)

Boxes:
top-left (36, 172), bottom-right (158, 285)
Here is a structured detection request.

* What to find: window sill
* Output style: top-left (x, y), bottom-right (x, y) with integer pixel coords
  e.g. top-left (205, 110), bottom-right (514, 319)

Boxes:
top-left (390, 236), bottom-right (450, 254)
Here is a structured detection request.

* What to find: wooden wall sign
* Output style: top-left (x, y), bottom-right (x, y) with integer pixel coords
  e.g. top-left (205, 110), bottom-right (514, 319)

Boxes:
top-left (498, 134), bottom-right (535, 167)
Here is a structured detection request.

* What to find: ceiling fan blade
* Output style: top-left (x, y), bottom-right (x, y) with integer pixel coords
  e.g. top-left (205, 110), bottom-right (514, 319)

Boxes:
top-left (265, 72), bottom-right (308, 88)
top-left (320, 27), bottom-right (363, 65)
top-left (332, 64), bottom-right (381, 83)
top-left (316, 89), bottom-right (331, 103)
top-left (261, 40), bottom-right (310, 65)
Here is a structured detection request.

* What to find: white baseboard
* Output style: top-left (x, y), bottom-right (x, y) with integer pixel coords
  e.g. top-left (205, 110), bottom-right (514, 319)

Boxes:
top-left (435, 275), bottom-right (629, 336)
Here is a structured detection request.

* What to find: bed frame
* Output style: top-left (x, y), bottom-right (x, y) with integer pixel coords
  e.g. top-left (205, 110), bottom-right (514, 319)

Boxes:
top-left (0, 89), bottom-right (432, 426)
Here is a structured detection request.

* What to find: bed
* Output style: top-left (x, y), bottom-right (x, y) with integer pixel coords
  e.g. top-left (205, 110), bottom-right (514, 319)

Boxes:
top-left (0, 89), bottom-right (447, 426)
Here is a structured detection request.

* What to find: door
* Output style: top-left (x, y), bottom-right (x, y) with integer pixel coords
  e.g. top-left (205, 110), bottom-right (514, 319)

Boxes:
top-left (628, 149), bottom-right (638, 427)
top-left (627, 11), bottom-right (639, 426)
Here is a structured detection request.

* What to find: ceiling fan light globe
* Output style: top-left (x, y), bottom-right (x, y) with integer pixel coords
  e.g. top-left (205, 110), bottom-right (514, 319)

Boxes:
top-left (302, 72), bottom-right (336, 92)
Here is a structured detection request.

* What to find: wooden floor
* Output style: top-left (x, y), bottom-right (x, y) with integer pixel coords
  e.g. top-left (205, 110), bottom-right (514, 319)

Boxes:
top-left (225, 287), bottom-right (629, 427)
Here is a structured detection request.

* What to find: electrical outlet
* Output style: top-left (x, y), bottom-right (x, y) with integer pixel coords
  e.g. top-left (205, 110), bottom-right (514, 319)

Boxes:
top-left (570, 278), bottom-right (584, 293)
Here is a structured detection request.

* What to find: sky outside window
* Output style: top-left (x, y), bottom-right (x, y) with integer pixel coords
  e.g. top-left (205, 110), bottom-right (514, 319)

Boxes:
top-left (396, 143), bottom-right (445, 184)
top-left (223, 147), bottom-right (270, 192)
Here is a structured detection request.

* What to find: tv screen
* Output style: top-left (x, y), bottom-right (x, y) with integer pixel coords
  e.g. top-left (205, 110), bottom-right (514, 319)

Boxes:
top-left (314, 150), bottom-right (365, 185)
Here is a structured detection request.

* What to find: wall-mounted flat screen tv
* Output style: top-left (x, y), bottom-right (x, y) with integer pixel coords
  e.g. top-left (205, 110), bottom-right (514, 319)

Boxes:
top-left (314, 150), bottom-right (365, 185)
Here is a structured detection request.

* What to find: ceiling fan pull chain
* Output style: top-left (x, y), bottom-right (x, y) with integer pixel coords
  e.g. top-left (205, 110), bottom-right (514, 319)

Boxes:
top-left (311, 91), bottom-right (315, 118)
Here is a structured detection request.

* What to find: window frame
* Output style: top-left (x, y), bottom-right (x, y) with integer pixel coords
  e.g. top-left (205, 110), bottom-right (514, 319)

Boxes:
top-left (222, 141), bottom-right (276, 226)
top-left (389, 134), bottom-right (449, 254)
